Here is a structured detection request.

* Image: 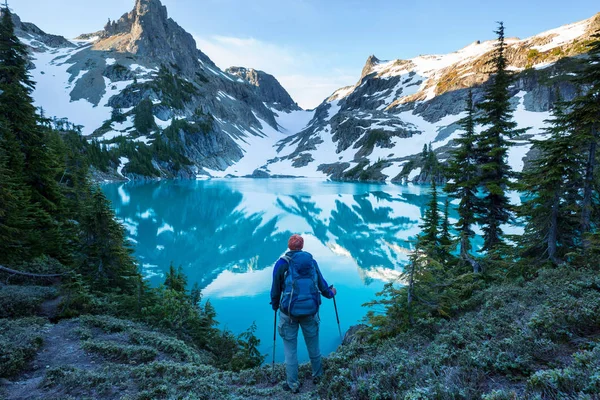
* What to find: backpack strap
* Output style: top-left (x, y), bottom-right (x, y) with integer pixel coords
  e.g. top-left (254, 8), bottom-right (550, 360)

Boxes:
top-left (281, 255), bottom-right (292, 280)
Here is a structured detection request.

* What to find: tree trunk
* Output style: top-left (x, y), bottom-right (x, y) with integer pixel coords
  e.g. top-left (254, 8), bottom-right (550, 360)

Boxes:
top-left (407, 261), bottom-right (415, 325)
top-left (460, 232), bottom-right (482, 273)
top-left (548, 190), bottom-right (560, 264)
top-left (581, 133), bottom-right (597, 249)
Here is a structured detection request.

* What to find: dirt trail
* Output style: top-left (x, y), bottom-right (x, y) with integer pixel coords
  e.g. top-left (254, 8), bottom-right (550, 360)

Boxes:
top-left (2, 320), bottom-right (97, 400)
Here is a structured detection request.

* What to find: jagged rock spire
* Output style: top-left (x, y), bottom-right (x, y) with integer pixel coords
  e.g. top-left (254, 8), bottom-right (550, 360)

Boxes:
top-left (93, 0), bottom-right (201, 76)
top-left (359, 54), bottom-right (381, 81)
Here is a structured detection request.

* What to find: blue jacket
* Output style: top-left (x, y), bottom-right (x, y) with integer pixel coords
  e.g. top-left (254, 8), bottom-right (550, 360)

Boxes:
top-left (270, 250), bottom-right (334, 311)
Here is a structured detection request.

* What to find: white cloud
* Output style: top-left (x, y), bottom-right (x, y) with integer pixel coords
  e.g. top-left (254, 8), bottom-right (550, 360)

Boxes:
top-left (193, 35), bottom-right (356, 109)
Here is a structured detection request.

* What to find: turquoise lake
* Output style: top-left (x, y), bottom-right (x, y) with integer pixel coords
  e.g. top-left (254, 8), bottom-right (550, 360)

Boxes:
top-left (102, 179), bottom-right (443, 363)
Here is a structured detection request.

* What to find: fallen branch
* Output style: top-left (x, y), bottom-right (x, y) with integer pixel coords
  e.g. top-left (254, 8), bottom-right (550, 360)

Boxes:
top-left (0, 265), bottom-right (65, 278)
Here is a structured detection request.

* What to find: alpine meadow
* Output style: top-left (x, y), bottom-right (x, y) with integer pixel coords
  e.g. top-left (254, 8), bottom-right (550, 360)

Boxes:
top-left (1, 0), bottom-right (599, 399)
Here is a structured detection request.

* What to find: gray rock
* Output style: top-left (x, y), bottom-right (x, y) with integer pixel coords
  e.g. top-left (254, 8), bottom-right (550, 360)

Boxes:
top-left (92, 0), bottom-right (203, 77)
top-left (226, 67), bottom-right (301, 111)
top-left (8, 11), bottom-right (75, 49)
top-left (342, 324), bottom-right (369, 346)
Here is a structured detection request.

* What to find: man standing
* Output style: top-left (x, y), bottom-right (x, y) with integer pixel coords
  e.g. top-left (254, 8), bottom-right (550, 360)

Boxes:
top-left (270, 234), bottom-right (337, 393)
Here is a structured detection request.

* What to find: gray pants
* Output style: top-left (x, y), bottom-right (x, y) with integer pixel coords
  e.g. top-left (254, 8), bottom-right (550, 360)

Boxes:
top-left (278, 311), bottom-right (323, 390)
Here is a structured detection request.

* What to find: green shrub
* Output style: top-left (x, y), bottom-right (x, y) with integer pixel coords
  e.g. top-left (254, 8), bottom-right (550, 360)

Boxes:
top-left (0, 317), bottom-right (47, 377)
top-left (0, 285), bottom-right (58, 318)
top-left (527, 344), bottom-right (600, 398)
top-left (128, 329), bottom-right (209, 363)
top-left (44, 365), bottom-right (129, 397)
top-left (81, 340), bottom-right (158, 363)
top-left (527, 49), bottom-right (541, 59)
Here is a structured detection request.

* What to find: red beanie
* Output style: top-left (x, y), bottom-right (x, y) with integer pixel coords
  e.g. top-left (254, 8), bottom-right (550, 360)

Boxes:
top-left (288, 234), bottom-right (304, 251)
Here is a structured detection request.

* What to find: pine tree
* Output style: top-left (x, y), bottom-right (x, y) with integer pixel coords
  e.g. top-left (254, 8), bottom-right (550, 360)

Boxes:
top-left (0, 133), bottom-right (33, 264)
top-left (0, 8), bottom-right (66, 260)
top-left (79, 188), bottom-right (139, 293)
top-left (190, 282), bottom-right (202, 309)
top-left (475, 22), bottom-right (527, 253)
top-left (404, 180), bottom-right (444, 322)
top-left (165, 263), bottom-right (187, 293)
top-left (518, 99), bottom-right (583, 264)
top-left (438, 198), bottom-right (454, 266)
top-left (567, 32), bottom-right (600, 247)
top-left (420, 179), bottom-right (440, 253)
top-left (134, 98), bottom-right (157, 134)
top-left (421, 144), bottom-right (428, 160)
top-left (445, 90), bottom-right (482, 272)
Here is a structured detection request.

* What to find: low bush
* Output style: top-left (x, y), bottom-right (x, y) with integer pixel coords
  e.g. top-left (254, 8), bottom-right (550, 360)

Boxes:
top-left (0, 285), bottom-right (58, 318)
top-left (0, 317), bottom-right (47, 377)
top-left (81, 340), bottom-right (158, 363)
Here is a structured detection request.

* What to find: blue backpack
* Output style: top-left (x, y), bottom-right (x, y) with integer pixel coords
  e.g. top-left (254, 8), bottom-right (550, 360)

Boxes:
top-left (279, 251), bottom-right (321, 317)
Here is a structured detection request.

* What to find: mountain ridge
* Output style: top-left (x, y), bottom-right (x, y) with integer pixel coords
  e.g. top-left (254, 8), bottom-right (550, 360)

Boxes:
top-left (232, 12), bottom-right (599, 181)
top-left (15, 0), bottom-right (314, 180)
top-left (12, 0), bottom-right (600, 182)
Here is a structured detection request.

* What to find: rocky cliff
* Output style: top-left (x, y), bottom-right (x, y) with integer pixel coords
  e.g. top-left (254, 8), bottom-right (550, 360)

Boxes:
top-left (18, 0), bottom-right (309, 181)
top-left (16, 0), bottom-right (600, 182)
top-left (226, 67), bottom-right (301, 112)
top-left (244, 13), bottom-right (599, 182)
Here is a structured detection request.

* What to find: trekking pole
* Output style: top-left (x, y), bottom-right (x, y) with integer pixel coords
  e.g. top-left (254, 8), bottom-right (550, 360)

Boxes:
top-left (330, 285), bottom-right (343, 342)
top-left (271, 309), bottom-right (277, 381)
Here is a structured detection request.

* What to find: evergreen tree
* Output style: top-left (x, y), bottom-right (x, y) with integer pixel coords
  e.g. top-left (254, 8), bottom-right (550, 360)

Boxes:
top-left (420, 179), bottom-right (440, 253)
top-left (164, 263), bottom-right (187, 293)
top-left (445, 90), bottom-right (482, 272)
top-left (475, 22), bottom-right (527, 253)
top-left (404, 180), bottom-right (446, 323)
top-left (79, 188), bottom-right (139, 293)
top-left (0, 136), bottom-right (32, 264)
top-left (134, 98), bottom-right (157, 134)
top-left (111, 107), bottom-right (126, 123)
top-left (567, 32), bottom-right (600, 246)
top-left (0, 8), bottom-right (66, 260)
top-left (190, 282), bottom-right (202, 308)
top-left (518, 99), bottom-right (583, 264)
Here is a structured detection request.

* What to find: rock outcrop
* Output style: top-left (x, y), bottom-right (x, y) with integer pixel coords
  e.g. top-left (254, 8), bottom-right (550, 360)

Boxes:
top-left (5, 11), bottom-right (74, 50)
top-left (91, 0), bottom-right (209, 76)
top-left (226, 66), bottom-right (301, 111)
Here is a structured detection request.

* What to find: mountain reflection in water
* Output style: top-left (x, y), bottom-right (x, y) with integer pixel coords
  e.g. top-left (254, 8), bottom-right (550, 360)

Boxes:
top-left (102, 179), bottom-right (440, 362)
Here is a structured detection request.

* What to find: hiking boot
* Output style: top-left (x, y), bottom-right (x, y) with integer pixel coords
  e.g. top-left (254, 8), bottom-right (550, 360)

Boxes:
top-left (282, 382), bottom-right (300, 394)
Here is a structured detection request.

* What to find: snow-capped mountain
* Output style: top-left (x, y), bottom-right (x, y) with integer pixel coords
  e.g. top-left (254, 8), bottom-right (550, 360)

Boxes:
top-left (14, 0), bottom-right (600, 181)
top-left (16, 0), bottom-right (313, 179)
top-left (225, 67), bottom-right (301, 113)
top-left (237, 13), bottom-right (599, 182)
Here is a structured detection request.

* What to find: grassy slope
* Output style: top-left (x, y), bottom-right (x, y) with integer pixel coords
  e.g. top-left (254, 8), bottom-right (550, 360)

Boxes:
top-left (2, 266), bottom-right (600, 399)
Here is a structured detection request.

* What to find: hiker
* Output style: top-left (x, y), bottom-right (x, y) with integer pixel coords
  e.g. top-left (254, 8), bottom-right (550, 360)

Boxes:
top-left (270, 234), bottom-right (337, 393)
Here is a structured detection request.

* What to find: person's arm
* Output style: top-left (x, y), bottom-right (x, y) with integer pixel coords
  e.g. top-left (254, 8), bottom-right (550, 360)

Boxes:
top-left (270, 258), bottom-right (287, 310)
top-left (314, 259), bottom-right (335, 299)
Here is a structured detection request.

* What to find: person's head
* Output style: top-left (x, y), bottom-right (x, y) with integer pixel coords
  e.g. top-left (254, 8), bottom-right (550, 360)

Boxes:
top-left (288, 234), bottom-right (304, 251)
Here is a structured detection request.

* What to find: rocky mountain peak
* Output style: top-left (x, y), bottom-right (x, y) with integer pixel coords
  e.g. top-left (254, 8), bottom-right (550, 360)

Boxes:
top-left (4, 10), bottom-right (74, 49)
top-left (226, 66), bottom-right (301, 111)
top-left (92, 0), bottom-right (201, 75)
top-left (360, 54), bottom-right (382, 81)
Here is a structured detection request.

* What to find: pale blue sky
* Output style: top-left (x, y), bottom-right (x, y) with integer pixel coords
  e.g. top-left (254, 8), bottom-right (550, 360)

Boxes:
top-left (14, 0), bottom-right (600, 108)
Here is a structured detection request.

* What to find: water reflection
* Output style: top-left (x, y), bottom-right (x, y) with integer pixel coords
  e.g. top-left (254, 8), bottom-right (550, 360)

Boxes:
top-left (102, 179), bottom-right (437, 361)
top-left (103, 180), bottom-right (434, 289)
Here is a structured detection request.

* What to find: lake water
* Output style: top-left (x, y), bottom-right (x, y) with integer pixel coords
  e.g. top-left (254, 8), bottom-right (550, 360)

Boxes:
top-left (102, 179), bottom-right (441, 362)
